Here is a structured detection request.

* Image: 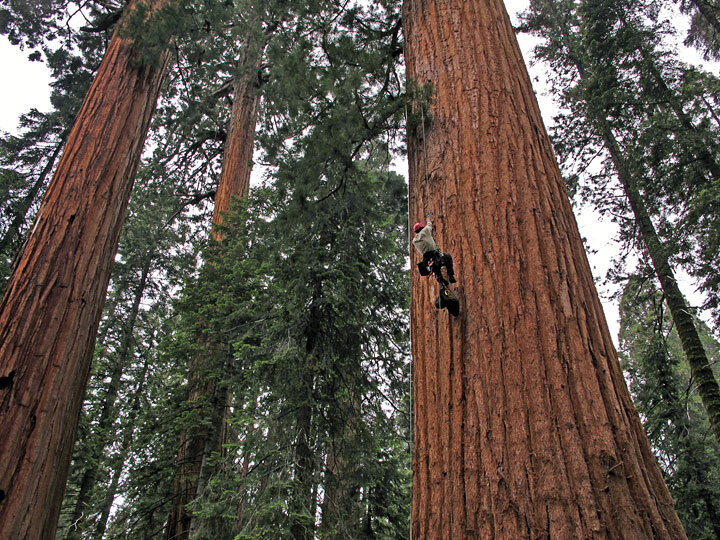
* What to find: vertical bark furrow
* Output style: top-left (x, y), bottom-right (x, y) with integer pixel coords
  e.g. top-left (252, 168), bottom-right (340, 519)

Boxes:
top-left (404, 0), bottom-right (686, 538)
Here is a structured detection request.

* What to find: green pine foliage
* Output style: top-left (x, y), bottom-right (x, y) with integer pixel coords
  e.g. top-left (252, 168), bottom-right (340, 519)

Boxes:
top-left (618, 275), bottom-right (720, 539)
top-left (674, 0), bottom-right (720, 60)
top-left (158, 158), bottom-right (411, 539)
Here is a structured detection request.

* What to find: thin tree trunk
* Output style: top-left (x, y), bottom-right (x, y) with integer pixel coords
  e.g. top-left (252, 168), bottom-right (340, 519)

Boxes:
top-left (320, 389), bottom-right (361, 537)
top-left (638, 314), bottom-right (720, 539)
top-left (65, 255), bottom-right (153, 540)
top-left (0, 2), bottom-right (171, 538)
top-left (290, 294), bottom-right (321, 540)
top-left (0, 138), bottom-right (64, 256)
top-left (362, 492), bottom-right (376, 540)
top-left (320, 445), bottom-right (347, 536)
top-left (601, 128), bottom-right (720, 445)
top-left (187, 374), bottom-right (232, 538)
top-left (164, 60), bottom-right (260, 540)
top-left (233, 425), bottom-right (255, 534)
top-left (290, 376), bottom-right (316, 540)
top-left (403, 0), bottom-right (686, 538)
top-left (95, 348), bottom-right (153, 538)
top-left (560, 8), bottom-right (720, 445)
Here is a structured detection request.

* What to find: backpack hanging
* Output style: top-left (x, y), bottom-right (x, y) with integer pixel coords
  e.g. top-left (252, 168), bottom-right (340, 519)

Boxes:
top-left (435, 287), bottom-right (460, 317)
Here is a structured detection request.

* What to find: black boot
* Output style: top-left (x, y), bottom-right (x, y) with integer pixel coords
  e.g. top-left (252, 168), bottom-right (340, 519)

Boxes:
top-left (443, 253), bottom-right (457, 283)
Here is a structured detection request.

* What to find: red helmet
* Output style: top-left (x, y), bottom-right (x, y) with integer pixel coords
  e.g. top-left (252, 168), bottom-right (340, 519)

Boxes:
top-left (413, 222), bottom-right (424, 233)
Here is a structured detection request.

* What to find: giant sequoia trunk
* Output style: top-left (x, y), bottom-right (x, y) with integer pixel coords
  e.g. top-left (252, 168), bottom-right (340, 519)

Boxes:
top-left (403, 1), bottom-right (686, 538)
top-left (165, 65), bottom-right (260, 540)
top-left (0, 3), bottom-right (171, 538)
top-left (210, 72), bottom-right (260, 237)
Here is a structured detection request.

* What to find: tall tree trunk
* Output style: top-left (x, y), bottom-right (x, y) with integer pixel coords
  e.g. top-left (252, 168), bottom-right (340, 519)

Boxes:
top-left (65, 255), bottom-right (153, 540)
top-left (187, 375), bottom-right (232, 538)
top-left (0, 2), bottom-right (171, 538)
top-left (290, 393), bottom-right (315, 540)
top-left (320, 444), bottom-right (349, 536)
top-left (600, 127), bottom-right (720, 445)
top-left (290, 295), bottom-right (322, 540)
top-left (165, 63), bottom-right (260, 540)
top-left (210, 71), bottom-right (260, 238)
top-left (558, 6), bottom-right (720, 446)
top-left (233, 424), bottom-right (255, 534)
top-left (320, 386), bottom-right (362, 537)
top-left (402, 1), bottom-right (686, 538)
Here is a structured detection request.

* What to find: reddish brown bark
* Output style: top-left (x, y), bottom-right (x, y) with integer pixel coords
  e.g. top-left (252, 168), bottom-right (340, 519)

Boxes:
top-left (165, 66), bottom-right (260, 540)
top-left (0, 3), bottom-right (171, 539)
top-left (211, 72), bottom-right (260, 238)
top-left (403, 1), bottom-right (686, 538)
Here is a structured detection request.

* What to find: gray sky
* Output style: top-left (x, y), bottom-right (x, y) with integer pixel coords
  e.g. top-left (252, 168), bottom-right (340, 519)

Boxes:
top-left (0, 38), bottom-right (52, 132)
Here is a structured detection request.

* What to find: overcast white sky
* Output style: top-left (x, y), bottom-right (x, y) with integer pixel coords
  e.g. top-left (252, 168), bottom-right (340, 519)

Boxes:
top-left (0, 0), bottom-right (710, 342)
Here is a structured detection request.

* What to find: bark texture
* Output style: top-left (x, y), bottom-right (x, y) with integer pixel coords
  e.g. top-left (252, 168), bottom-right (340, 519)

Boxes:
top-left (165, 66), bottom-right (260, 540)
top-left (0, 3), bottom-right (171, 536)
top-left (403, 1), bottom-right (686, 538)
top-left (211, 72), bottom-right (260, 237)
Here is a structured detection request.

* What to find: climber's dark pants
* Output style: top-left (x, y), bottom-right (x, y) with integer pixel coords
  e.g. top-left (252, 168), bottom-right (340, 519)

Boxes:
top-left (417, 250), bottom-right (455, 285)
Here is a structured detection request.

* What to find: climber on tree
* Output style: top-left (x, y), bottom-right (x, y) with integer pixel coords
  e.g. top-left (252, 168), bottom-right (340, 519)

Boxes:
top-left (412, 218), bottom-right (456, 286)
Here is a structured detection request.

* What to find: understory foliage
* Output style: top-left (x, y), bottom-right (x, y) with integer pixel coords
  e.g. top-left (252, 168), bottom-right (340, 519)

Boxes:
top-left (172, 161), bottom-right (412, 539)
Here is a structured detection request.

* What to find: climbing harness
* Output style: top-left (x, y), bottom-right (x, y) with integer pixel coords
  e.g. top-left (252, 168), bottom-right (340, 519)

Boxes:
top-left (419, 250), bottom-right (459, 317)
